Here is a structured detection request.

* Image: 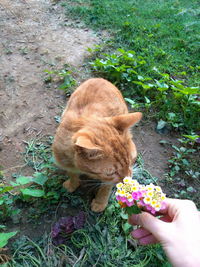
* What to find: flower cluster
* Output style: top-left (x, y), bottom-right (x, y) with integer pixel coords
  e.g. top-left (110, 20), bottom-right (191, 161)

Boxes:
top-left (116, 177), bottom-right (166, 214)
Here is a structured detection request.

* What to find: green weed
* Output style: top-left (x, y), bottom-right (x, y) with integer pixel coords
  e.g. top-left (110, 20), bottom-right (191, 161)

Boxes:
top-left (1, 138), bottom-right (170, 266)
top-left (163, 135), bottom-right (200, 206)
top-left (63, 0), bottom-right (200, 85)
top-left (90, 48), bottom-right (200, 131)
top-left (0, 232), bottom-right (17, 249)
top-left (2, 135), bottom-right (198, 266)
top-left (44, 65), bottom-right (76, 94)
top-left (62, 0), bottom-right (200, 131)
top-left (8, 229), bottom-right (168, 267)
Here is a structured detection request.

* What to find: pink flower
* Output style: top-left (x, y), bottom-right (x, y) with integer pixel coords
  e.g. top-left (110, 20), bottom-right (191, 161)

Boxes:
top-left (132, 191), bottom-right (143, 200)
top-left (115, 177), bottom-right (166, 215)
top-left (126, 200), bottom-right (134, 207)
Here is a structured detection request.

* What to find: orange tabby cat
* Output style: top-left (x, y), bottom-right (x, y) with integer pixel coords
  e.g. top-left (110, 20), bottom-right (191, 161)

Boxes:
top-left (52, 78), bottom-right (142, 212)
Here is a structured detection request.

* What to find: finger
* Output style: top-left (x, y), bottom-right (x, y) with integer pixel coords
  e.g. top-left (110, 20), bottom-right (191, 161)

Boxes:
top-left (129, 212), bottom-right (168, 240)
top-left (128, 215), bottom-right (138, 225)
top-left (131, 227), bottom-right (151, 239)
top-left (160, 214), bottom-right (172, 223)
top-left (129, 213), bottom-right (172, 226)
top-left (165, 198), bottom-right (198, 217)
top-left (131, 215), bottom-right (172, 240)
top-left (139, 234), bottom-right (158, 245)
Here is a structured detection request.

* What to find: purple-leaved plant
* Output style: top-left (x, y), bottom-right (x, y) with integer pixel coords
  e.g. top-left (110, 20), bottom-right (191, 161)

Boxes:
top-left (52, 211), bottom-right (85, 245)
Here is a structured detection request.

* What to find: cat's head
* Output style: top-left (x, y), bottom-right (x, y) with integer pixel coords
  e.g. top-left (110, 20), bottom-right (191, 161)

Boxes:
top-left (72, 112), bottom-right (142, 184)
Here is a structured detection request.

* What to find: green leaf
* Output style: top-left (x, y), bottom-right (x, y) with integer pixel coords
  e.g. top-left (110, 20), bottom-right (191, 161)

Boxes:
top-left (182, 159), bottom-right (189, 166)
top-left (182, 134), bottom-right (199, 141)
top-left (155, 80), bottom-right (169, 89)
top-left (125, 98), bottom-right (135, 105)
top-left (157, 120), bottom-right (167, 130)
top-left (10, 181), bottom-right (19, 186)
top-left (16, 176), bottom-right (33, 185)
top-left (137, 75), bottom-right (144, 80)
top-left (33, 172), bottom-right (48, 186)
top-left (125, 205), bottom-right (141, 215)
top-left (167, 112), bottom-right (176, 120)
top-left (0, 231), bottom-right (17, 248)
top-left (0, 186), bottom-right (14, 194)
top-left (159, 140), bottom-right (170, 145)
top-left (174, 165), bottom-right (180, 172)
top-left (172, 86), bottom-right (200, 95)
top-left (20, 188), bottom-right (45, 197)
top-left (144, 96), bottom-right (151, 104)
top-left (187, 186), bottom-right (196, 193)
top-left (142, 84), bottom-right (152, 90)
top-left (132, 81), bottom-right (143, 86)
top-left (122, 222), bottom-right (132, 234)
top-left (120, 212), bottom-right (129, 220)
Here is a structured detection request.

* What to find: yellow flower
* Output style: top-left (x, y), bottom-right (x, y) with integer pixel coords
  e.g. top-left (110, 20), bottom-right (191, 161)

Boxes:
top-left (119, 190), bottom-right (125, 196)
top-left (151, 199), bottom-right (157, 207)
top-left (116, 189), bottom-right (121, 195)
top-left (155, 203), bottom-right (161, 211)
top-left (131, 186), bottom-right (139, 192)
top-left (161, 194), bottom-right (166, 201)
top-left (130, 179), bottom-right (139, 185)
top-left (123, 177), bottom-right (132, 184)
top-left (146, 191), bottom-right (154, 197)
top-left (155, 186), bottom-right (162, 192)
top-left (146, 184), bottom-right (154, 191)
top-left (116, 182), bottom-right (123, 189)
top-left (144, 197), bottom-right (151, 204)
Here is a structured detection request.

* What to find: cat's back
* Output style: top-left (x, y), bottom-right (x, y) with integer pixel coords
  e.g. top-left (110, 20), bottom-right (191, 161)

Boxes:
top-left (66, 78), bottom-right (128, 117)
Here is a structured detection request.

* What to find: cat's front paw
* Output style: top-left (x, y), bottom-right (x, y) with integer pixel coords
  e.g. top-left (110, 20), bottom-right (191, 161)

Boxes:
top-left (91, 199), bottom-right (107, 213)
top-left (63, 180), bottom-right (80, 193)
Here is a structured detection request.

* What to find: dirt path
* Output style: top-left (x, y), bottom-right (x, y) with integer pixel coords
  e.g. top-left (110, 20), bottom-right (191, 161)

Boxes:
top-left (0, 0), bottom-right (175, 183)
top-left (0, 0), bottom-right (99, 179)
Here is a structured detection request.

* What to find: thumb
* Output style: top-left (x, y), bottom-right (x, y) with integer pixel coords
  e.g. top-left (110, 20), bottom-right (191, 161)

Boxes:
top-left (130, 212), bottom-right (166, 238)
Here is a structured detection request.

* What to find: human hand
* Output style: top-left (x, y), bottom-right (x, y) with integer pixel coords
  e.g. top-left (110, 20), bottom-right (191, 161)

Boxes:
top-left (129, 198), bottom-right (200, 267)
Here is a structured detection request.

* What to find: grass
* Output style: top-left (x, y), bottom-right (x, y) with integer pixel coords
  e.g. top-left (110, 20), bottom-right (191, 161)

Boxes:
top-left (1, 137), bottom-right (170, 267)
top-left (163, 136), bottom-right (200, 206)
top-left (1, 136), bottom-right (198, 266)
top-left (63, 0), bottom-right (200, 84)
top-left (62, 0), bottom-right (200, 132)
top-left (7, 226), bottom-right (168, 267)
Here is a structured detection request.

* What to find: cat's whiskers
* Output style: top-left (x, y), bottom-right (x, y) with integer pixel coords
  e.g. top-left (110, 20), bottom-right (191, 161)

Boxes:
top-left (100, 181), bottom-right (115, 186)
top-left (81, 180), bottom-right (114, 188)
top-left (81, 180), bottom-right (102, 187)
top-left (80, 179), bottom-right (100, 182)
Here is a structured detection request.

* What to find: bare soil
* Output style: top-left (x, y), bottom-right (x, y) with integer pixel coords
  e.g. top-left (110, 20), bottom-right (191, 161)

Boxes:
top-left (0, 0), bottom-right (99, 180)
top-left (0, 0), bottom-right (176, 183)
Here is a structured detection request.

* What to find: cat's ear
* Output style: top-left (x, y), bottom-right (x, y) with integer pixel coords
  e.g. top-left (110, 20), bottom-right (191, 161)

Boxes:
top-left (74, 136), bottom-right (104, 160)
top-left (107, 112), bottom-right (142, 132)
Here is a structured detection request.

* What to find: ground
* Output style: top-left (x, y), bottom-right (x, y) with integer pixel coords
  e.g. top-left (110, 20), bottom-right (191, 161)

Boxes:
top-left (0, 0), bottom-right (176, 201)
top-left (0, 0), bottom-right (100, 180)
